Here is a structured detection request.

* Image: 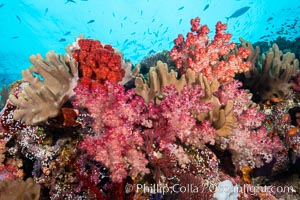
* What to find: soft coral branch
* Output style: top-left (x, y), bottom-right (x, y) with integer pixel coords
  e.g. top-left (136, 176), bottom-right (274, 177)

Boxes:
top-left (170, 17), bottom-right (251, 83)
top-left (73, 81), bottom-right (149, 183)
top-left (215, 80), bottom-right (287, 169)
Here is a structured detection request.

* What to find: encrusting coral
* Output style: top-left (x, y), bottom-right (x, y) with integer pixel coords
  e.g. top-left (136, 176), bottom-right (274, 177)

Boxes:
top-left (8, 51), bottom-right (78, 125)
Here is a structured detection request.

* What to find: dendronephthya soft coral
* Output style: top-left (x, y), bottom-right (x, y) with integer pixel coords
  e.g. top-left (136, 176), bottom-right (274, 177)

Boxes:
top-left (170, 17), bottom-right (251, 83)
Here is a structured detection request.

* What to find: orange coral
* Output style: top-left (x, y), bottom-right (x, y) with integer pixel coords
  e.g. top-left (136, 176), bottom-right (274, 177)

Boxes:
top-left (73, 39), bottom-right (125, 85)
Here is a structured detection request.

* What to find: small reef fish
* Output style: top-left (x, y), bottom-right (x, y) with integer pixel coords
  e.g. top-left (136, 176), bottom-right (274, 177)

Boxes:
top-left (163, 27), bottom-right (168, 34)
top-left (11, 36), bottom-right (19, 39)
top-left (64, 31), bottom-right (71, 36)
top-left (123, 39), bottom-right (129, 45)
top-left (65, 0), bottom-right (76, 3)
top-left (112, 12), bottom-right (115, 17)
top-left (203, 4), bottom-right (209, 11)
top-left (179, 18), bottom-right (182, 24)
top-left (44, 8), bottom-right (48, 16)
top-left (226, 6), bottom-right (250, 21)
top-left (16, 15), bottom-right (22, 23)
top-left (87, 19), bottom-right (95, 24)
top-left (148, 50), bottom-right (155, 54)
top-left (0, 3), bottom-right (4, 8)
top-left (259, 35), bottom-right (270, 39)
top-left (177, 6), bottom-right (184, 11)
top-left (123, 16), bottom-right (127, 20)
top-left (59, 38), bottom-right (66, 42)
top-left (267, 17), bottom-right (273, 22)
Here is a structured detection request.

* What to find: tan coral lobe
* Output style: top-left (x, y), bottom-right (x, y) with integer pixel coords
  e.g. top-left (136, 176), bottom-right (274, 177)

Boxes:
top-left (9, 51), bottom-right (78, 125)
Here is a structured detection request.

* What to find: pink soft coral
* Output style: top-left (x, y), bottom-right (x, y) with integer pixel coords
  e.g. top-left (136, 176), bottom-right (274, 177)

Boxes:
top-left (73, 82), bottom-right (149, 183)
top-left (141, 85), bottom-right (215, 151)
top-left (74, 83), bottom-right (217, 183)
top-left (158, 85), bottom-right (215, 147)
top-left (169, 17), bottom-right (251, 83)
top-left (215, 80), bottom-right (287, 169)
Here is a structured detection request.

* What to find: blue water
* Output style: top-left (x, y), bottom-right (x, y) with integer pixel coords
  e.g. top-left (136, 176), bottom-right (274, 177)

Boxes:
top-left (0, 0), bottom-right (300, 86)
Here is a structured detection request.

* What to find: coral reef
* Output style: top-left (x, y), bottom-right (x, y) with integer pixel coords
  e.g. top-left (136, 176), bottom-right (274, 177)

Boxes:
top-left (0, 16), bottom-right (300, 200)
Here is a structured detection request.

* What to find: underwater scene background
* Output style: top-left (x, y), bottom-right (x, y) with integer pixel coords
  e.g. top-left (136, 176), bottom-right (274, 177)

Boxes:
top-left (1, 0), bottom-right (300, 199)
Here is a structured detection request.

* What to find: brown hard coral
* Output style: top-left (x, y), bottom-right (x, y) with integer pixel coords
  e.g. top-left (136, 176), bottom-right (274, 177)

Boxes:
top-left (0, 178), bottom-right (41, 200)
top-left (135, 61), bottom-right (237, 137)
top-left (257, 44), bottom-right (298, 101)
top-left (9, 51), bottom-right (79, 125)
top-left (238, 39), bottom-right (299, 103)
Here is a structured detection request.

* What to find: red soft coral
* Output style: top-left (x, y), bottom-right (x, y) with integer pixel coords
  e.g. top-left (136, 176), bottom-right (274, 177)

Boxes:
top-left (72, 39), bottom-right (125, 85)
top-left (170, 17), bottom-right (251, 83)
